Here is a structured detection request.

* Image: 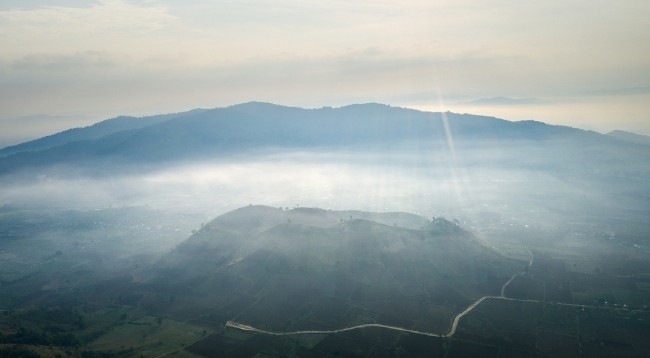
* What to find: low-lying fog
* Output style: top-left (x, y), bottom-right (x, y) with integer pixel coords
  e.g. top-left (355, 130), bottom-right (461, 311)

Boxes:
top-left (1, 148), bottom-right (648, 288)
top-left (0, 150), bottom-right (625, 228)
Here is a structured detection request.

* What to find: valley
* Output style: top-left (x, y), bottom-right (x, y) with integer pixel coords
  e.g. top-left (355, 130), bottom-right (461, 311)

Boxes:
top-left (1, 204), bottom-right (649, 357)
top-left (2, 0), bottom-right (649, 355)
top-left (1, 103), bottom-right (649, 356)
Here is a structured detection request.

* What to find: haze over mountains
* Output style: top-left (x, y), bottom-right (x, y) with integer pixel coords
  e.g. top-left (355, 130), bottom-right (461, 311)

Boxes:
top-left (1, 103), bottom-right (650, 357)
top-left (2, 0), bottom-right (648, 355)
top-left (607, 129), bottom-right (650, 146)
top-left (0, 109), bottom-right (208, 158)
top-left (1, 102), bottom-right (648, 177)
top-left (1, 102), bottom-right (649, 239)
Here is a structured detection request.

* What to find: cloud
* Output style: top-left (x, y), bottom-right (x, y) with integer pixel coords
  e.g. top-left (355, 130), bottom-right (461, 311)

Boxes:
top-left (0, 48), bottom-right (526, 117)
top-left (12, 51), bottom-right (115, 71)
top-left (0, 114), bottom-right (88, 147)
top-left (0, 0), bottom-right (178, 57)
top-left (461, 97), bottom-right (545, 106)
top-left (0, 1), bottom-right (649, 134)
top-left (0, 151), bottom-right (601, 232)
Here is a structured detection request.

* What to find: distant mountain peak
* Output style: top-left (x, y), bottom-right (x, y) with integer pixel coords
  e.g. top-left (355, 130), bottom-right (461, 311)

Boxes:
top-left (607, 130), bottom-right (650, 146)
top-left (463, 96), bottom-right (542, 106)
top-left (339, 102), bottom-right (393, 109)
top-left (227, 101), bottom-right (291, 109)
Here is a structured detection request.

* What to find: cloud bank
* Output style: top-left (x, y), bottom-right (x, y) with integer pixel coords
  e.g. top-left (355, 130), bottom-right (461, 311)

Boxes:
top-left (0, 1), bottom-right (649, 138)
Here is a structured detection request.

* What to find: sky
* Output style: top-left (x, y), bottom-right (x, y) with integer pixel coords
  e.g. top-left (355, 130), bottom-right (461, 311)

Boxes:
top-left (1, 0), bottom-right (649, 146)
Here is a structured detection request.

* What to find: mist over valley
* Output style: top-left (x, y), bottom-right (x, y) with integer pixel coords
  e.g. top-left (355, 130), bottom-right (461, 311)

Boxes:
top-left (3, 0), bottom-right (650, 355)
top-left (1, 103), bottom-right (649, 357)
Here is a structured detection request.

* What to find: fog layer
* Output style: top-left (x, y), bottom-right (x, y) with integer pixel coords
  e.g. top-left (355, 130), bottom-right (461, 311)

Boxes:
top-left (1, 149), bottom-right (637, 234)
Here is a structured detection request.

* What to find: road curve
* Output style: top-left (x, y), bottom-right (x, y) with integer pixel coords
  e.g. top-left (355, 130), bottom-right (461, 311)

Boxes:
top-left (501, 249), bottom-right (534, 297)
top-left (226, 321), bottom-right (443, 337)
top-left (228, 250), bottom-right (538, 338)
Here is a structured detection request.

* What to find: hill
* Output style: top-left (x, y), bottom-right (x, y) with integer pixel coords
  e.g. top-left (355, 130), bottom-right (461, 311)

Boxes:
top-left (149, 205), bottom-right (521, 334)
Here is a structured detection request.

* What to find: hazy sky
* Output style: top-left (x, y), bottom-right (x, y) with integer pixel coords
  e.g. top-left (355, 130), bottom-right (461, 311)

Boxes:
top-left (1, 0), bottom-right (649, 145)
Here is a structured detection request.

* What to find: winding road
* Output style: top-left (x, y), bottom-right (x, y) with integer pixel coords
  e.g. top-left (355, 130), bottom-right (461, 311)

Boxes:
top-left (501, 249), bottom-right (534, 297)
top-left (226, 250), bottom-right (551, 338)
top-left (226, 321), bottom-right (443, 337)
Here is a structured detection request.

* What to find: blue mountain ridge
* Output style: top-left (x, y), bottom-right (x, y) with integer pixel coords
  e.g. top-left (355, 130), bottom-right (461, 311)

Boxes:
top-left (0, 102), bottom-right (645, 176)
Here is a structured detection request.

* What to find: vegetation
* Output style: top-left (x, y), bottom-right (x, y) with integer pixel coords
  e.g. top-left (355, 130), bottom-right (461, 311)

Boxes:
top-left (1, 205), bottom-right (649, 356)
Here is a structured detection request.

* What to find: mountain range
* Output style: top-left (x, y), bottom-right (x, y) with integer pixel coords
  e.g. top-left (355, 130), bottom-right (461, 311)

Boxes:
top-left (1, 102), bottom-right (649, 356)
top-left (1, 102), bottom-right (647, 177)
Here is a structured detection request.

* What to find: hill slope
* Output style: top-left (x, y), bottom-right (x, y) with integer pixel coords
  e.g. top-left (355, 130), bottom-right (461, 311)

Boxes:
top-left (0, 109), bottom-right (207, 157)
top-left (149, 205), bottom-right (521, 333)
top-left (607, 130), bottom-right (650, 146)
